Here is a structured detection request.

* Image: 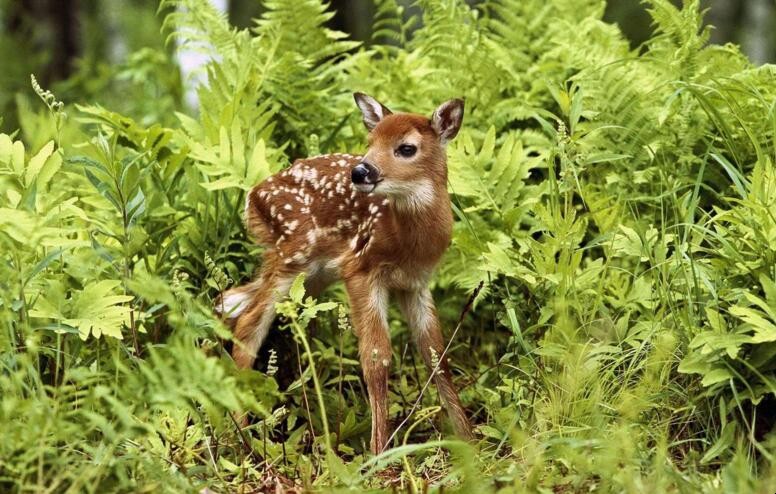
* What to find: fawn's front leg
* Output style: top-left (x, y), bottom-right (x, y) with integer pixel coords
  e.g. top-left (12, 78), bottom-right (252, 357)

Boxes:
top-left (344, 274), bottom-right (392, 454)
top-left (397, 288), bottom-right (473, 440)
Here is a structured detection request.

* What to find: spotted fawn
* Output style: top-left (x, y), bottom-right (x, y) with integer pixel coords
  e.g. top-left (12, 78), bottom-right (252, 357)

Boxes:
top-left (216, 93), bottom-right (473, 453)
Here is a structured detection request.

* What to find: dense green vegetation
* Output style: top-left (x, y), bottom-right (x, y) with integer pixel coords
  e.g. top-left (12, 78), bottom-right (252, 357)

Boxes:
top-left (2, 0), bottom-right (776, 491)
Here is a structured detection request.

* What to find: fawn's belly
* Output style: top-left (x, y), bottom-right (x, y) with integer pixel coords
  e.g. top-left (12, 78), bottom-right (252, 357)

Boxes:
top-left (376, 263), bottom-right (430, 291)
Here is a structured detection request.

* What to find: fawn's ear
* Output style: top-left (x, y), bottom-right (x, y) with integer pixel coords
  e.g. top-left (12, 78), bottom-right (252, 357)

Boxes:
top-left (431, 99), bottom-right (465, 144)
top-left (354, 92), bottom-right (392, 131)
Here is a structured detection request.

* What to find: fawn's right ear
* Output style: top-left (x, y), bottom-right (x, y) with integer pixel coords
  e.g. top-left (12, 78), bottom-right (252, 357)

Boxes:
top-left (431, 98), bottom-right (464, 145)
top-left (354, 92), bottom-right (392, 131)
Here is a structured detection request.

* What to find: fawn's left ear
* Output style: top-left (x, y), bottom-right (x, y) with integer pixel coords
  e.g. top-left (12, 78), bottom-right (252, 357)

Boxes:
top-left (431, 99), bottom-right (465, 144)
top-left (354, 92), bottom-right (393, 131)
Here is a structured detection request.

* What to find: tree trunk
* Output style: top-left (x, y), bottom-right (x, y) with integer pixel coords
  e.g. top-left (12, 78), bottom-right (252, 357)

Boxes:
top-left (742, 0), bottom-right (774, 64)
top-left (48, 0), bottom-right (81, 81)
top-left (705, 0), bottom-right (742, 47)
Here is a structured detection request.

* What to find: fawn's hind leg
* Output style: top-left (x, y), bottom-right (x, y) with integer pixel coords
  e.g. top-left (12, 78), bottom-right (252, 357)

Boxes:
top-left (396, 288), bottom-right (473, 441)
top-left (226, 270), bottom-right (295, 370)
top-left (216, 264), bottom-right (295, 428)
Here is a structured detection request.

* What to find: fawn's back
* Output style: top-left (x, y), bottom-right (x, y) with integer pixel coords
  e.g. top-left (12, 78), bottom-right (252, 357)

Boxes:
top-left (245, 152), bottom-right (386, 268)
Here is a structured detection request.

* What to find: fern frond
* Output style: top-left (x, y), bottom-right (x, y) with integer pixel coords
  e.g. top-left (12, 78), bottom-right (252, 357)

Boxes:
top-left (372, 0), bottom-right (418, 46)
top-left (160, 0), bottom-right (244, 57)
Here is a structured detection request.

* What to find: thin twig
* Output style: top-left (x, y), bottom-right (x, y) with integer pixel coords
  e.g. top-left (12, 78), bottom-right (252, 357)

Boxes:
top-left (397, 341), bottom-right (411, 410)
top-left (380, 281), bottom-right (483, 453)
top-left (295, 340), bottom-right (317, 444)
top-left (228, 410), bottom-right (264, 465)
top-left (335, 321), bottom-right (344, 452)
top-left (204, 434), bottom-right (218, 472)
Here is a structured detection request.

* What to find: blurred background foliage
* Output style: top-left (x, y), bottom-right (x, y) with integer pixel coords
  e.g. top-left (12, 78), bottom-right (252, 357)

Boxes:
top-left (2, 0), bottom-right (776, 133)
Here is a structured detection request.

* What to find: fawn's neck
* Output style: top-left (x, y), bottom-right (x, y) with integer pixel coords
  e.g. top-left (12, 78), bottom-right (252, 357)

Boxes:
top-left (388, 177), bottom-right (452, 265)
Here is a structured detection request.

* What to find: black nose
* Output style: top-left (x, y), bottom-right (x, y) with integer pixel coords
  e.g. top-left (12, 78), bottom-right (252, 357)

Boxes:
top-left (351, 162), bottom-right (379, 184)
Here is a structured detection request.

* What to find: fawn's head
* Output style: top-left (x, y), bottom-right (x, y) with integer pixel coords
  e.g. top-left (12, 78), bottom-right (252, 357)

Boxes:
top-left (351, 93), bottom-right (464, 204)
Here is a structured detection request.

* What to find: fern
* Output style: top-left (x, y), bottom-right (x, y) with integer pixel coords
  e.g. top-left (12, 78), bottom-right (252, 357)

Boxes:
top-left (371, 0), bottom-right (418, 46)
top-left (161, 0), bottom-right (243, 57)
top-left (28, 279), bottom-right (133, 340)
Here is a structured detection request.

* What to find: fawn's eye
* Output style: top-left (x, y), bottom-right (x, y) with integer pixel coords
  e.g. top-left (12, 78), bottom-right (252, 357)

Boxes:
top-left (396, 144), bottom-right (417, 158)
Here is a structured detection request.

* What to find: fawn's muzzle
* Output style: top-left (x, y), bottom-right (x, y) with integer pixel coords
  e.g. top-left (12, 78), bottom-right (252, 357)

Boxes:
top-left (351, 162), bottom-right (380, 187)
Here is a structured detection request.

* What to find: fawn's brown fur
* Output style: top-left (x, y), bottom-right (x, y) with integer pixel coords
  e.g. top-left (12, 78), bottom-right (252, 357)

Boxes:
top-left (216, 93), bottom-right (473, 453)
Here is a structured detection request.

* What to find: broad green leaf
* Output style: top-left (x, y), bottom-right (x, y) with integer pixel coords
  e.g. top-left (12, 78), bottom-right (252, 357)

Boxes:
top-left (219, 125), bottom-right (231, 168)
top-left (701, 367), bottom-right (733, 387)
top-left (701, 422), bottom-right (736, 464)
top-left (11, 139), bottom-right (25, 175)
top-left (289, 273), bottom-right (307, 304)
top-left (230, 119), bottom-right (244, 170)
top-left (678, 352), bottom-right (713, 376)
top-left (0, 208), bottom-right (42, 243)
top-left (35, 151), bottom-right (62, 190)
top-left (730, 305), bottom-right (776, 343)
top-left (30, 280), bottom-right (133, 341)
top-left (200, 176), bottom-right (242, 191)
top-left (69, 280), bottom-right (133, 340)
top-left (246, 139), bottom-right (271, 186)
top-left (0, 133), bottom-right (12, 165)
top-left (25, 140), bottom-right (55, 187)
top-left (743, 291), bottom-right (776, 321)
top-left (477, 126), bottom-right (496, 166)
top-left (704, 307), bottom-right (726, 332)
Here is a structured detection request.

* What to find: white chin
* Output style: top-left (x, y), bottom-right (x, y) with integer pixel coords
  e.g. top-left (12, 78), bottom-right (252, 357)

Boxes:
top-left (353, 183), bottom-right (377, 193)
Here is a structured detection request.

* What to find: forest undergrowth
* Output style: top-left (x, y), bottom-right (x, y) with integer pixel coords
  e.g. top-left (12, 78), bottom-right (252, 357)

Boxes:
top-left (2, 0), bottom-right (776, 492)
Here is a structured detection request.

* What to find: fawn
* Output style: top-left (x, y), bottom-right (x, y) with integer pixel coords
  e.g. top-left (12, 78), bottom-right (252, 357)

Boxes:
top-left (216, 93), bottom-right (473, 454)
